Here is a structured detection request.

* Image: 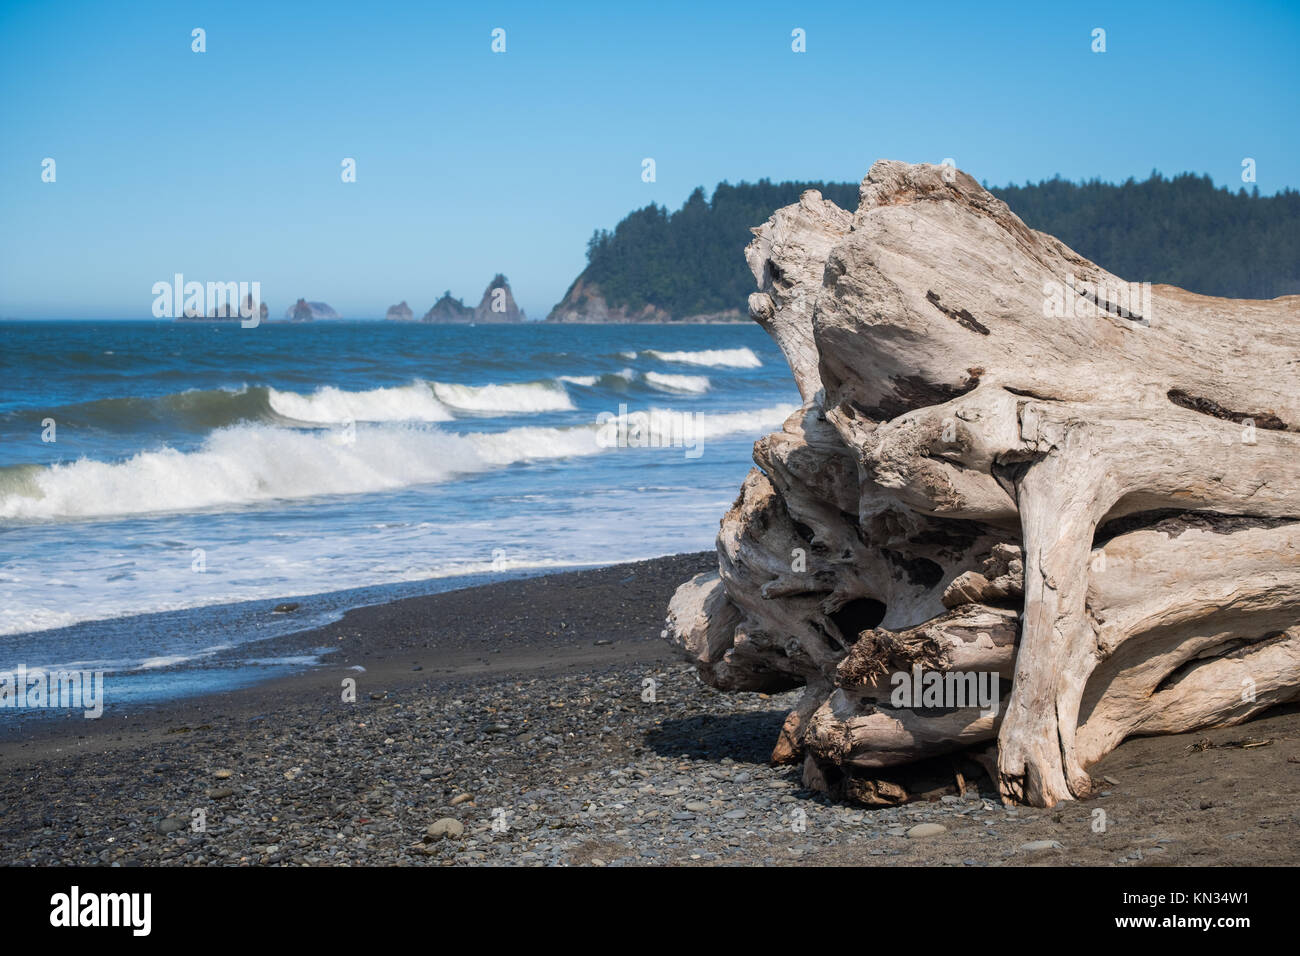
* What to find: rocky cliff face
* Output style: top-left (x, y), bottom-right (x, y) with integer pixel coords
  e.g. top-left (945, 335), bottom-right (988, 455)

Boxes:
top-left (664, 160), bottom-right (1300, 808)
top-left (422, 291), bottom-right (473, 323)
top-left (545, 276), bottom-right (743, 323)
top-left (546, 277), bottom-right (671, 323)
top-left (385, 301), bottom-right (414, 321)
top-left (473, 274), bottom-right (526, 323)
top-left (285, 299), bottom-right (339, 320)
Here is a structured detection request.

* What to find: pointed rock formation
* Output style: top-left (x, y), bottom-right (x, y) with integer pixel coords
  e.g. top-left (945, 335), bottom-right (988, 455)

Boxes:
top-left (473, 274), bottom-right (526, 323)
top-left (285, 299), bottom-right (338, 320)
top-left (422, 290), bottom-right (473, 323)
top-left (385, 301), bottom-right (414, 321)
top-left (663, 160), bottom-right (1300, 808)
top-left (248, 294), bottom-right (268, 323)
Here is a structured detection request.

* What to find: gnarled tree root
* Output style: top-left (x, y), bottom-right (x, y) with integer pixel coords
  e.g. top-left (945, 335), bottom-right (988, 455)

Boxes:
top-left (663, 160), bottom-right (1300, 806)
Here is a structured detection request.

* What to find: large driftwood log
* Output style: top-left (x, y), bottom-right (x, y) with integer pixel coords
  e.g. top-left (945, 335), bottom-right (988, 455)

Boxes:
top-left (664, 160), bottom-right (1300, 807)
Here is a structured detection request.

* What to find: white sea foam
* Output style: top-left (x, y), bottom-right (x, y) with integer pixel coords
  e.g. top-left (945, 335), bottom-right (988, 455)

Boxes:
top-left (0, 405), bottom-right (797, 521)
top-left (266, 379), bottom-right (575, 423)
top-left (431, 380), bottom-right (575, 413)
top-left (557, 374), bottom-right (599, 387)
top-left (644, 371), bottom-right (711, 394)
top-left (136, 654), bottom-right (194, 670)
top-left (268, 383), bottom-right (453, 423)
top-left (643, 347), bottom-right (762, 368)
top-left (0, 425), bottom-right (468, 519)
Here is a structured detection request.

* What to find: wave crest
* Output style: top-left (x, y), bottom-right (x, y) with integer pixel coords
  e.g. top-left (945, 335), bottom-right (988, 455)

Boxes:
top-left (644, 371), bottom-right (710, 394)
top-left (0, 405), bottom-right (797, 521)
top-left (268, 383), bottom-right (453, 423)
top-left (643, 348), bottom-right (762, 368)
top-left (431, 380), bottom-right (574, 413)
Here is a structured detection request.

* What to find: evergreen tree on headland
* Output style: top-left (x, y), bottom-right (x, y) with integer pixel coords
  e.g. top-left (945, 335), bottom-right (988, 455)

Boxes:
top-left (991, 172), bottom-right (1298, 301)
top-left (573, 173), bottom-right (1299, 318)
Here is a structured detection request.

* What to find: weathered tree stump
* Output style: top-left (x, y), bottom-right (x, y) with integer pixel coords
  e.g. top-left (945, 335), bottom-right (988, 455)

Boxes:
top-left (664, 160), bottom-right (1300, 807)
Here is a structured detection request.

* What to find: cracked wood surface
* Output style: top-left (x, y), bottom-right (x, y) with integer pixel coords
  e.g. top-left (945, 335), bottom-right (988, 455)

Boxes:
top-left (664, 159), bottom-right (1300, 807)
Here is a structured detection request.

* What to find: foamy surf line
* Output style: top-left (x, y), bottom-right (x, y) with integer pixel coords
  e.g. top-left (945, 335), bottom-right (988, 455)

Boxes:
top-left (0, 553), bottom-right (689, 721)
top-left (430, 379), bottom-right (573, 413)
top-left (268, 383), bottom-right (454, 423)
top-left (267, 378), bottom-right (577, 420)
top-left (642, 347), bottom-right (762, 368)
top-left (18, 378), bottom-right (583, 432)
top-left (14, 367), bottom-right (749, 435)
top-left (0, 548), bottom-right (663, 656)
top-left (644, 371), bottom-right (710, 394)
top-left (0, 405), bottom-right (797, 521)
top-left (0, 555), bottom-right (592, 640)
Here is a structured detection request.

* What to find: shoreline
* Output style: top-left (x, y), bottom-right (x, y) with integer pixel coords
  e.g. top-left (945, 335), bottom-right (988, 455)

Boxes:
top-left (0, 553), bottom-right (711, 750)
top-left (0, 558), bottom-right (629, 725)
top-left (1, 551), bottom-right (1297, 866)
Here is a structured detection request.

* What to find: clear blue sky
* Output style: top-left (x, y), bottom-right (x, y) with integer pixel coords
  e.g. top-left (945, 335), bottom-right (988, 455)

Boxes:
top-left (2, 0), bottom-right (1296, 319)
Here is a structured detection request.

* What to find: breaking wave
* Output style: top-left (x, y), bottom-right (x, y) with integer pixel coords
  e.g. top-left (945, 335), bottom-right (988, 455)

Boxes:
top-left (0, 405), bottom-right (797, 521)
top-left (17, 379), bottom-right (586, 432)
top-left (643, 348), bottom-right (762, 368)
top-left (644, 371), bottom-right (711, 394)
top-left (429, 380), bottom-right (575, 413)
top-left (267, 383), bottom-right (453, 423)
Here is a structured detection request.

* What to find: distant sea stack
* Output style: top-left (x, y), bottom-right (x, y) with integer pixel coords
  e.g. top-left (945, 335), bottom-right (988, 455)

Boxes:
top-left (176, 293), bottom-right (268, 322)
top-left (250, 295), bottom-right (269, 323)
top-left (473, 274), bottom-right (526, 323)
top-left (285, 299), bottom-right (339, 321)
top-left (385, 301), bottom-right (414, 321)
top-left (422, 290), bottom-right (473, 323)
top-left (422, 277), bottom-right (526, 323)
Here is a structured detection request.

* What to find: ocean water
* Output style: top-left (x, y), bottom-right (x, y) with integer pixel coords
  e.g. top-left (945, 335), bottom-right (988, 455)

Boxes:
top-left (0, 320), bottom-right (797, 709)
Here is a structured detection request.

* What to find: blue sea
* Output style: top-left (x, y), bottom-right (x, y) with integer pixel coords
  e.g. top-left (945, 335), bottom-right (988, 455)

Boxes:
top-left (0, 320), bottom-right (797, 709)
